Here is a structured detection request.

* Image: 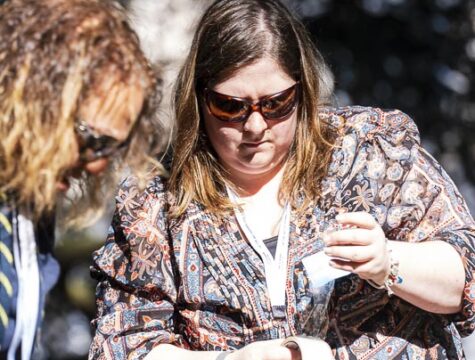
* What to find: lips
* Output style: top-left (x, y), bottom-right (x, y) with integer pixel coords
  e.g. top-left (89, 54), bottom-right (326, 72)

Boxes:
top-left (56, 178), bottom-right (70, 192)
top-left (242, 140), bottom-right (267, 148)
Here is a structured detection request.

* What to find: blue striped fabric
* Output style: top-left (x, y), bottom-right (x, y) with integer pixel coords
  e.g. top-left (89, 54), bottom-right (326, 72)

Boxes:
top-left (0, 206), bottom-right (17, 351)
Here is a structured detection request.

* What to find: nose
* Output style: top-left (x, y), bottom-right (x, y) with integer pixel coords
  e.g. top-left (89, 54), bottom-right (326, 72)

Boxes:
top-left (83, 158), bottom-right (109, 175)
top-left (243, 111), bottom-right (268, 134)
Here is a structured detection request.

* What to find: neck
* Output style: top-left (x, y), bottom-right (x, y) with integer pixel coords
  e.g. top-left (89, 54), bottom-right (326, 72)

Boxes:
top-left (227, 162), bottom-right (286, 197)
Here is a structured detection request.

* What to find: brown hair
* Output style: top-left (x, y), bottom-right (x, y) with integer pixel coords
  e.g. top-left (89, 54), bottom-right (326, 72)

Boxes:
top-left (0, 0), bottom-right (165, 224)
top-left (169, 0), bottom-right (336, 216)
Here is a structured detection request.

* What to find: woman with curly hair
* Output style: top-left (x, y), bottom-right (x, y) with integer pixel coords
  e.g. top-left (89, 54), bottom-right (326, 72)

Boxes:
top-left (0, 0), bottom-right (165, 357)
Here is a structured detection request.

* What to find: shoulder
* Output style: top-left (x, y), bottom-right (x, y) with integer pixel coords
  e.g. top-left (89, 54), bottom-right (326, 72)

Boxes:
top-left (92, 175), bottom-right (172, 287)
top-left (320, 105), bottom-right (420, 147)
top-left (322, 106), bottom-right (423, 183)
top-left (110, 175), bottom-right (170, 235)
top-left (115, 175), bottom-right (168, 212)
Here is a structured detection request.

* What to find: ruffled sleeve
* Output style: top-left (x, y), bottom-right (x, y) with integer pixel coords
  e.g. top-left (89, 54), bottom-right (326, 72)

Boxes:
top-left (325, 106), bottom-right (475, 336)
top-left (394, 144), bottom-right (475, 336)
top-left (89, 177), bottom-right (189, 360)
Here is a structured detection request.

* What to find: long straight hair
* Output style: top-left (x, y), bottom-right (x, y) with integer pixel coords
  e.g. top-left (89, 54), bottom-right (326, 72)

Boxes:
top-left (169, 0), bottom-right (336, 216)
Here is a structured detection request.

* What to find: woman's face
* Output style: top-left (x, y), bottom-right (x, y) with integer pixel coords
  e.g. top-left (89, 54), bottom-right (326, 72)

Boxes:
top-left (202, 57), bottom-right (298, 181)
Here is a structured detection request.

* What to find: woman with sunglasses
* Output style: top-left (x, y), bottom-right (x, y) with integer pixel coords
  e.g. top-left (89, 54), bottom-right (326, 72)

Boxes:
top-left (90, 0), bottom-right (475, 359)
top-left (0, 0), bottom-right (165, 358)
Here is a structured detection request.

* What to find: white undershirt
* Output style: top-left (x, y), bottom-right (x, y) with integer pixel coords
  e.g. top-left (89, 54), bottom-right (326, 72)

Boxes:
top-left (227, 187), bottom-right (290, 318)
top-left (9, 211), bottom-right (40, 360)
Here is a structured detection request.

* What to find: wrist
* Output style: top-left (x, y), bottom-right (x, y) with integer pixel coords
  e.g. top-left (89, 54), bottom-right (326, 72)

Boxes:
top-left (367, 245), bottom-right (403, 295)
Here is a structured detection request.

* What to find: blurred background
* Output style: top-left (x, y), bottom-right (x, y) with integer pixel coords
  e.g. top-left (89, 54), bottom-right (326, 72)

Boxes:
top-left (22, 0), bottom-right (474, 358)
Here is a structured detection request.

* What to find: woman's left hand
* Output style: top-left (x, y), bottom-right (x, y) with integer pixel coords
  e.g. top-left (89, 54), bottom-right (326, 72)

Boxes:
top-left (323, 211), bottom-right (390, 285)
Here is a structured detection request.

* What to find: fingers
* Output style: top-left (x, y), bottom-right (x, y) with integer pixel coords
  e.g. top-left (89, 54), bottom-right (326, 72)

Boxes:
top-left (322, 212), bottom-right (390, 284)
top-left (330, 259), bottom-right (385, 283)
top-left (335, 212), bottom-right (377, 230)
top-left (328, 259), bottom-right (359, 272)
top-left (265, 346), bottom-right (300, 360)
top-left (240, 340), bottom-right (298, 360)
top-left (324, 212), bottom-right (386, 261)
top-left (329, 259), bottom-right (374, 278)
top-left (324, 245), bottom-right (373, 262)
top-left (324, 228), bottom-right (372, 246)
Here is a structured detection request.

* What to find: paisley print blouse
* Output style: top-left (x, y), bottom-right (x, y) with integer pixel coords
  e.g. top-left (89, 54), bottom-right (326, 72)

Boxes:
top-left (89, 106), bottom-right (475, 360)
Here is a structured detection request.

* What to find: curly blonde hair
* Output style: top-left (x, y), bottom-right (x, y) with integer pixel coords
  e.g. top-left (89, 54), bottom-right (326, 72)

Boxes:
top-left (0, 0), bottom-right (166, 224)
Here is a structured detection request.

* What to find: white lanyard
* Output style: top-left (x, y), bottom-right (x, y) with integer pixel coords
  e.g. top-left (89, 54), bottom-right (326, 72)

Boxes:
top-left (9, 211), bottom-right (40, 360)
top-left (227, 187), bottom-right (290, 318)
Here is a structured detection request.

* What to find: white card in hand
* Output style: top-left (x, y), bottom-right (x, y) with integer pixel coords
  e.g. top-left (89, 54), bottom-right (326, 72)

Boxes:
top-left (302, 251), bottom-right (351, 291)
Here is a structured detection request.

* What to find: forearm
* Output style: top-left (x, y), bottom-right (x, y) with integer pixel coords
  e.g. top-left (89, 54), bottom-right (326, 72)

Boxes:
top-left (144, 344), bottom-right (221, 360)
top-left (388, 240), bottom-right (465, 314)
top-left (325, 213), bottom-right (467, 315)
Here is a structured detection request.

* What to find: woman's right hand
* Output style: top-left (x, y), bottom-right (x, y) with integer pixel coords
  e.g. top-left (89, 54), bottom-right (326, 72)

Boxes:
top-left (144, 338), bottom-right (333, 360)
top-left (227, 339), bottom-right (301, 360)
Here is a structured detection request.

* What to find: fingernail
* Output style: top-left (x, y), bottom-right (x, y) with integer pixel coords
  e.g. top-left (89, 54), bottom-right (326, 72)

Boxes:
top-left (335, 214), bottom-right (343, 222)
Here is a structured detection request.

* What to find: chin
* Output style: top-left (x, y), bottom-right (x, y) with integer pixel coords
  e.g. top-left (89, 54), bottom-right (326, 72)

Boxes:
top-left (243, 156), bottom-right (286, 172)
top-left (236, 162), bottom-right (279, 175)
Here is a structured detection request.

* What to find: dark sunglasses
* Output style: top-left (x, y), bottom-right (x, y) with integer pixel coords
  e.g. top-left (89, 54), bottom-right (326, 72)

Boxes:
top-left (74, 121), bottom-right (130, 162)
top-left (203, 82), bottom-right (300, 123)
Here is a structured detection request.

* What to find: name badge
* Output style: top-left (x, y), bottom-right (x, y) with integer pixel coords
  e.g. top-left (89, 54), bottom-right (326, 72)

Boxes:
top-left (302, 251), bottom-right (350, 291)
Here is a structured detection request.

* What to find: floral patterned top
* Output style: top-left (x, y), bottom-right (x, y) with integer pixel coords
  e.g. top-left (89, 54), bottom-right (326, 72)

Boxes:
top-left (89, 106), bottom-right (475, 360)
